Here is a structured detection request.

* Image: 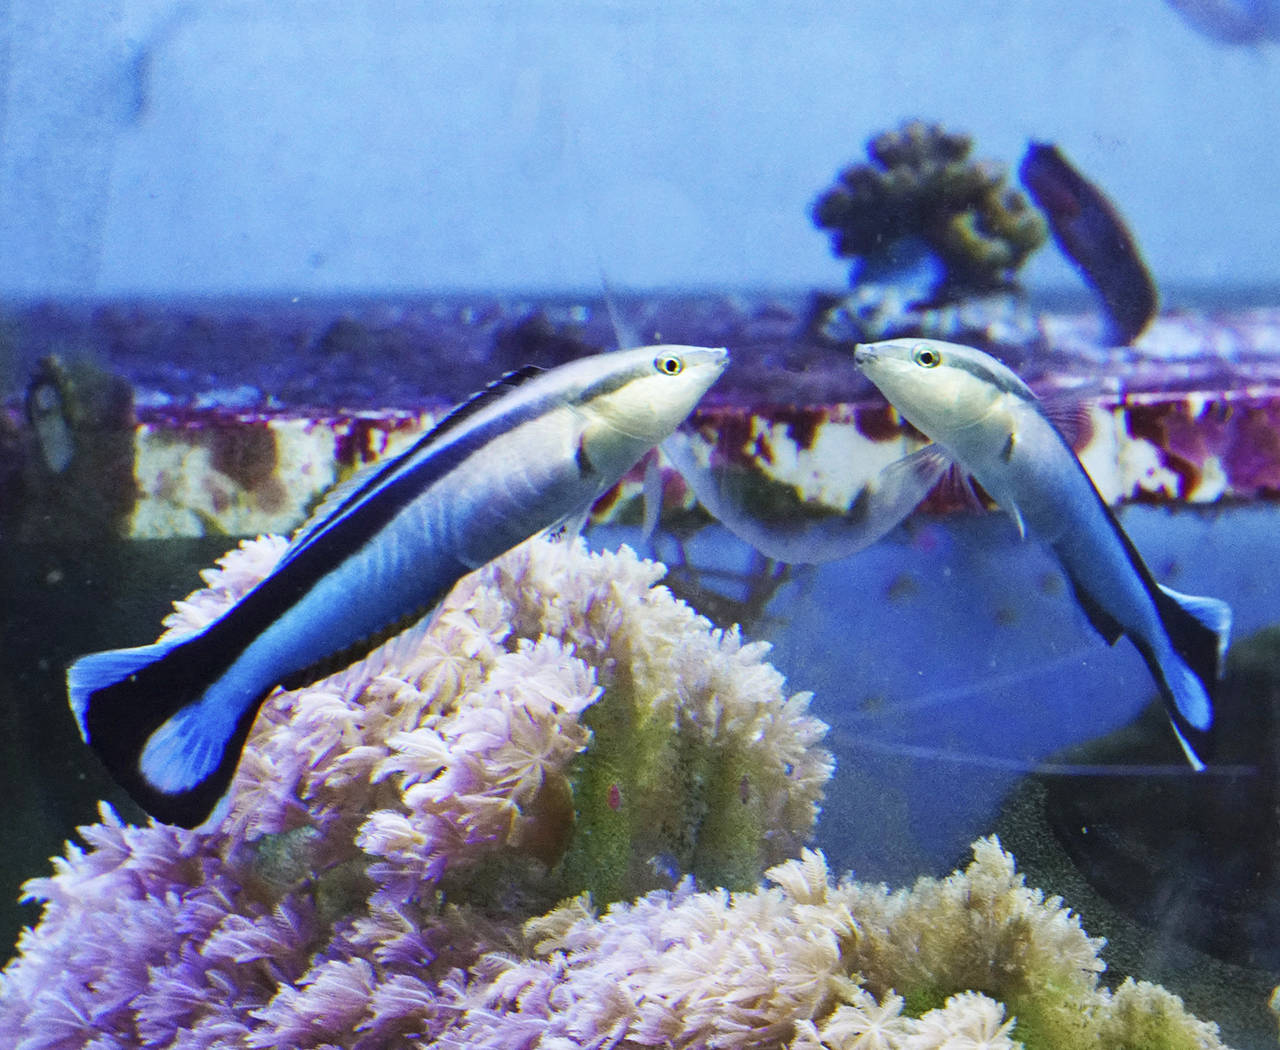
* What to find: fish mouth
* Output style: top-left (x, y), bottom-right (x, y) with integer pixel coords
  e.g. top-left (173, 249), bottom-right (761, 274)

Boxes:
top-left (852, 343), bottom-right (874, 366)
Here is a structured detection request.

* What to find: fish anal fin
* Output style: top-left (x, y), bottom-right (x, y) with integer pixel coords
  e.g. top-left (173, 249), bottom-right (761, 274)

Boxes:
top-left (1063, 568), bottom-right (1125, 645)
top-left (278, 602), bottom-right (440, 692)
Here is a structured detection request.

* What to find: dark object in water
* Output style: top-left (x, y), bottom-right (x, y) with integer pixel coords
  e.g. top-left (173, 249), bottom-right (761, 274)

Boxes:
top-left (1019, 142), bottom-right (1158, 346)
top-left (812, 120), bottom-right (1047, 302)
top-left (1041, 625), bottom-right (1280, 970)
top-left (24, 357), bottom-right (74, 473)
top-left (9, 355), bottom-right (137, 544)
top-left (1162, 0), bottom-right (1280, 45)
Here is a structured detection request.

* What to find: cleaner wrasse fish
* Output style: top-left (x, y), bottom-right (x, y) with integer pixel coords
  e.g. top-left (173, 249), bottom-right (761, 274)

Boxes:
top-left (69, 344), bottom-right (728, 829)
top-left (853, 337), bottom-right (1230, 769)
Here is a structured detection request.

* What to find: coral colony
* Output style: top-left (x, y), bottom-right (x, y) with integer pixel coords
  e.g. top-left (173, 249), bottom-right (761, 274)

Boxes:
top-left (1, 536), bottom-right (1240, 1047)
top-left (811, 120), bottom-right (1047, 302)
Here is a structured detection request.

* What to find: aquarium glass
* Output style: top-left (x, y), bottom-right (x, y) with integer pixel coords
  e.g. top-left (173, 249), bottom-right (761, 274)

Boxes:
top-left (3, 2), bottom-right (1279, 1046)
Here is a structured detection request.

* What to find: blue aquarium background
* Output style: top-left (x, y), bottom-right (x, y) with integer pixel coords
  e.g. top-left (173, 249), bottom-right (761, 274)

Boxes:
top-left (4, 0), bottom-right (1280, 301)
top-left (4, 1), bottom-right (1280, 1047)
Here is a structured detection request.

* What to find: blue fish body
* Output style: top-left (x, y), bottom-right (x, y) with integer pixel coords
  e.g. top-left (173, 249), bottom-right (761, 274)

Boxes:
top-left (854, 338), bottom-right (1231, 768)
top-left (69, 346), bottom-right (728, 828)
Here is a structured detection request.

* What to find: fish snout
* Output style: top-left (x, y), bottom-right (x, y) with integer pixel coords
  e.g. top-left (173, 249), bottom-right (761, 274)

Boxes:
top-left (853, 343), bottom-right (875, 367)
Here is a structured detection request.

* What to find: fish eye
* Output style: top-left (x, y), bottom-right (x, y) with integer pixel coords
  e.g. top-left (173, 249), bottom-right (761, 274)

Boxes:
top-left (655, 354), bottom-right (684, 376)
top-left (912, 344), bottom-right (941, 369)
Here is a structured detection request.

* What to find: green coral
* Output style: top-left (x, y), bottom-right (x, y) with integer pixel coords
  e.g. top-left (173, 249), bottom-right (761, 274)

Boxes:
top-left (488, 536), bottom-right (831, 905)
top-left (450, 837), bottom-right (1234, 1049)
top-left (0, 533), bottom-right (1240, 1049)
top-left (812, 119), bottom-right (1047, 299)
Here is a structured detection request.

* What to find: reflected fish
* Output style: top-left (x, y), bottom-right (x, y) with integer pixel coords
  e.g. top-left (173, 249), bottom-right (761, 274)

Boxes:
top-left (69, 345), bottom-right (728, 829)
top-left (662, 429), bottom-right (950, 564)
top-left (854, 337), bottom-right (1231, 769)
top-left (1019, 142), bottom-right (1157, 346)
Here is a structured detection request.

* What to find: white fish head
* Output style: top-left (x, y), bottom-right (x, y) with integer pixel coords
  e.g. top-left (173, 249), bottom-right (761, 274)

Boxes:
top-left (853, 338), bottom-right (1034, 441)
top-left (577, 344), bottom-right (728, 445)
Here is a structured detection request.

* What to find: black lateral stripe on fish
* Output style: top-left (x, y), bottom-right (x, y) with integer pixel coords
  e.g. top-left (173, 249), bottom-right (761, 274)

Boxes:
top-left (1019, 142), bottom-right (1158, 347)
top-left (282, 364), bottom-right (548, 564)
top-left (75, 411), bottom-right (510, 827)
top-left (69, 345), bottom-right (728, 829)
top-left (853, 337), bottom-right (1231, 769)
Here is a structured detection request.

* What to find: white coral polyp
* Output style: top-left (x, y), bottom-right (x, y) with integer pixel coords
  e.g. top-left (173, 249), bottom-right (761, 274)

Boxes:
top-left (901, 992), bottom-right (1020, 1050)
top-left (3, 533), bottom-right (1241, 1050)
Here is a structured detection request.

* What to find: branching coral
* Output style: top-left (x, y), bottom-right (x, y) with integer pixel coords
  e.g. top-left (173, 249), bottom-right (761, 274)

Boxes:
top-left (812, 120), bottom-right (1047, 300)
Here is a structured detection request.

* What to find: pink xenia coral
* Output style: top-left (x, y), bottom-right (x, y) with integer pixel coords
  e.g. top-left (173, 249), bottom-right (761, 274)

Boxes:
top-left (0, 533), bottom-right (832, 1048)
top-left (0, 535), bottom-right (1233, 1049)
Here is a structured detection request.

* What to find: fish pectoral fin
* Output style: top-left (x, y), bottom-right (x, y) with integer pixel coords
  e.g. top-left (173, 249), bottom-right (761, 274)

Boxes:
top-left (1062, 567), bottom-right (1125, 645)
top-left (546, 504), bottom-right (592, 543)
top-left (1008, 502), bottom-right (1028, 540)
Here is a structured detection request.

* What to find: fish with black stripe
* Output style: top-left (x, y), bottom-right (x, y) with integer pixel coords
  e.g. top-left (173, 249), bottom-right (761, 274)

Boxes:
top-left (854, 337), bottom-right (1231, 769)
top-left (69, 344), bottom-right (728, 829)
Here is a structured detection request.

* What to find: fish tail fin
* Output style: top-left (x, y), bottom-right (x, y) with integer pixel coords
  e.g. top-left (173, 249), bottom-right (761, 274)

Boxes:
top-left (68, 635), bottom-right (260, 829)
top-left (1151, 585), bottom-right (1232, 769)
top-left (68, 637), bottom-right (181, 739)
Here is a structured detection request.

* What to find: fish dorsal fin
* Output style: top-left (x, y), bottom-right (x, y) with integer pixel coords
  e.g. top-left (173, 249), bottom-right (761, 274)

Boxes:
top-left (283, 456), bottom-right (390, 560)
top-left (426, 364), bottom-right (546, 443)
top-left (282, 364), bottom-right (548, 564)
